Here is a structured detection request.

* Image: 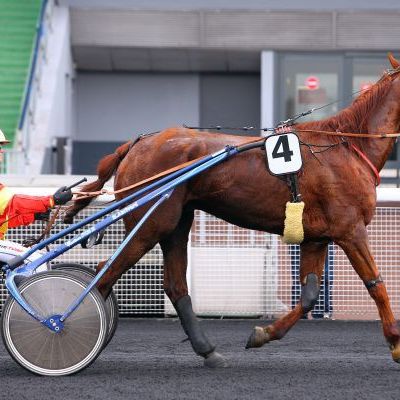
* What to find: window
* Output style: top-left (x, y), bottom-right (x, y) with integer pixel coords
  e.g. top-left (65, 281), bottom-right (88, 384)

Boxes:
top-left (280, 55), bottom-right (342, 123)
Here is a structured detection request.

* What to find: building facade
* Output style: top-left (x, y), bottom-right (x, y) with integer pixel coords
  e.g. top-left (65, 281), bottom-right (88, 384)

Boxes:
top-left (21, 0), bottom-right (400, 183)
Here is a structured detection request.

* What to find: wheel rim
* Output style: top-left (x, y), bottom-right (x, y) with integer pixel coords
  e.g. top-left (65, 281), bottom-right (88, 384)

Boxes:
top-left (2, 272), bottom-right (107, 376)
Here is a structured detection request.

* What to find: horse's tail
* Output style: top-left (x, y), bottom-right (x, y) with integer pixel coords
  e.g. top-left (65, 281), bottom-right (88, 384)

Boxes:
top-left (63, 140), bottom-right (133, 223)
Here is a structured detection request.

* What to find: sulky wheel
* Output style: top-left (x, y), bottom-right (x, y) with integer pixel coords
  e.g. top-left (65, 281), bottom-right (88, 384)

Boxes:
top-left (1, 271), bottom-right (108, 376)
top-left (51, 263), bottom-right (119, 347)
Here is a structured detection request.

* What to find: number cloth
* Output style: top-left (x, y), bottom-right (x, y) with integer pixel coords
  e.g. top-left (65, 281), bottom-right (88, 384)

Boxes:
top-left (265, 133), bottom-right (303, 176)
top-left (0, 184), bottom-right (54, 239)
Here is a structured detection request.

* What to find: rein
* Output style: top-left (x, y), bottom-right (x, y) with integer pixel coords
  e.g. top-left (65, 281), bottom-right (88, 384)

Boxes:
top-left (22, 206), bottom-right (62, 248)
top-left (74, 126), bottom-right (393, 202)
top-left (74, 157), bottom-right (209, 199)
top-left (296, 129), bottom-right (400, 139)
top-left (73, 138), bottom-right (265, 200)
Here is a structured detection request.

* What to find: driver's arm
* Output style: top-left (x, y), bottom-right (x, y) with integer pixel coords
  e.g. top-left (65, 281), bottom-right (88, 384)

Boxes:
top-left (0, 185), bottom-right (72, 234)
top-left (6, 193), bottom-right (54, 228)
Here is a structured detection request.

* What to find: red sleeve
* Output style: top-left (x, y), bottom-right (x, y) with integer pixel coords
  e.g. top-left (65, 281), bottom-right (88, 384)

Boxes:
top-left (7, 194), bottom-right (54, 228)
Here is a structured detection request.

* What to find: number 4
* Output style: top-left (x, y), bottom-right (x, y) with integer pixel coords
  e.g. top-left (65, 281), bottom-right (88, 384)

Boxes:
top-left (272, 135), bottom-right (294, 162)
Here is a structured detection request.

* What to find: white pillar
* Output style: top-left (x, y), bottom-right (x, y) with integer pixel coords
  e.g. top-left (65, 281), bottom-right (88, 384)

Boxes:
top-left (261, 51), bottom-right (285, 315)
top-left (25, 4), bottom-right (74, 174)
top-left (261, 51), bottom-right (277, 134)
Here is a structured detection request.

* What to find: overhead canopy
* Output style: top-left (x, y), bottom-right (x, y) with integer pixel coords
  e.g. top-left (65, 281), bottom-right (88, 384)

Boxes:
top-left (65, 2), bottom-right (400, 72)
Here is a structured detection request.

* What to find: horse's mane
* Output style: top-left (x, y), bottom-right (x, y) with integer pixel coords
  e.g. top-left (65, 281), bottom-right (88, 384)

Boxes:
top-left (297, 72), bottom-right (393, 135)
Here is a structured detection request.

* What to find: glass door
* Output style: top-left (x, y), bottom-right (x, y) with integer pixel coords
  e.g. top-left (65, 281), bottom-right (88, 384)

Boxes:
top-left (352, 57), bottom-right (387, 94)
top-left (280, 54), bottom-right (343, 124)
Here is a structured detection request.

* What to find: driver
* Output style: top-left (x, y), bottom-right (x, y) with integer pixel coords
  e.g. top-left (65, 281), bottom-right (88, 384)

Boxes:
top-left (0, 129), bottom-right (73, 240)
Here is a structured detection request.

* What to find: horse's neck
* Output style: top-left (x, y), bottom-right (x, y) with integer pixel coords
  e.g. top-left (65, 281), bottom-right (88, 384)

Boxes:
top-left (361, 127), bottom-right (397, 173)
top-left (361, 85), bottom-right (400, 171)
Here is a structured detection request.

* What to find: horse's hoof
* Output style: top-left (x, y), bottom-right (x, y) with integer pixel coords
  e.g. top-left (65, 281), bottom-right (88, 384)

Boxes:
top-left (245, 326), bottom-right (270, 349)
top-left (204, 351), bottom-right (228, 368)
top-left (391, 344), bottom-right (400, 363)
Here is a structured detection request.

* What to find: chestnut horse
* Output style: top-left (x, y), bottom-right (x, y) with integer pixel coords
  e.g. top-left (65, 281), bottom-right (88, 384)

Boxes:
top-left (66, 53), bottom-right (400, 367)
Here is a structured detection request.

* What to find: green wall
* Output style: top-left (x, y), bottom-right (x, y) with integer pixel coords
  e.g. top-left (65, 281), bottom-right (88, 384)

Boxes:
top-left (0, 0), bottom-right (42, 146)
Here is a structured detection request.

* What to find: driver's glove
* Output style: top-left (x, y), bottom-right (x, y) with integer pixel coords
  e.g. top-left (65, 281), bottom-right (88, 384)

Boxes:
top-left (53, 186), bottom-right (73, 205)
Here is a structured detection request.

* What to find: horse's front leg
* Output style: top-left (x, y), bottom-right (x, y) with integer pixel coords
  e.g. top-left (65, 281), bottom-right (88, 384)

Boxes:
top-left (160, 209), bottom-right (227, 368)
top-left (336, 224), bottom-right (400, 362)
top-left (246, 241), bottom-right (327, 348)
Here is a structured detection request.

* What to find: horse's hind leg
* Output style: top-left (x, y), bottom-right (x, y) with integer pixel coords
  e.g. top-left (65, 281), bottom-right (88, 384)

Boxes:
top-left (94, 231), bottom-right (161, 298)
top-left (94, 197), bottom-right (188, 297)
top-left (160, 208), bottom-right (227, 368)
top-left (336, 223), bottom-right (400, 362)
top-left (246, 241), bottom-right (327, 349)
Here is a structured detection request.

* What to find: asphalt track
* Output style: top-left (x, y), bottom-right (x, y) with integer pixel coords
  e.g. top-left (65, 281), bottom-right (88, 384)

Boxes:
top-left (0, 319), bottom-right (399, 400)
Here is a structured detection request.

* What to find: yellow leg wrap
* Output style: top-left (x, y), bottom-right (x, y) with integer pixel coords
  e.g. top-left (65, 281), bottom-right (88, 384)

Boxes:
top-left (283, 201), bottom-right (305, 244)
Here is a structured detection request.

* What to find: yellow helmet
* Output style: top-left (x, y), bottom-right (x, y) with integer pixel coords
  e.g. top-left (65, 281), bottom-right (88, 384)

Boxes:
top-left (0, 129), bottom-right (10, 144)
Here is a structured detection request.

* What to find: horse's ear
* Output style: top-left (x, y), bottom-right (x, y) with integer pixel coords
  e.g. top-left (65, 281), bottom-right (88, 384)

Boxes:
top-left (388, 52), bottom-right (400, 69)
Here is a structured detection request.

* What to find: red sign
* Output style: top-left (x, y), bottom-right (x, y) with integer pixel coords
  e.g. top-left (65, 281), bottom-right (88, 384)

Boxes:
top-left (305, 76), bottom-right (320, 90)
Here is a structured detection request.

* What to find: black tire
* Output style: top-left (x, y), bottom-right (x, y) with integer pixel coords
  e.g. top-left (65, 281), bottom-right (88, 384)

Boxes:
top-left (51, 263), bottom-right (119, 347)
top-left (1, 271), bottom-right (108, 376)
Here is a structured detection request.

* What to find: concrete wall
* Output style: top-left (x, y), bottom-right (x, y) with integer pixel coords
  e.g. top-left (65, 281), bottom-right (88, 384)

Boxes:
top-left (58, 0), bottom-right (400, 10)
top-left (73, 72), bottom-right (261, 174)
top-left (73, 73), bottom-right (200, 174)
top-left (200, 74), bottom-right (260, 135)
top-left (69, 7), bottom-right (400, 52)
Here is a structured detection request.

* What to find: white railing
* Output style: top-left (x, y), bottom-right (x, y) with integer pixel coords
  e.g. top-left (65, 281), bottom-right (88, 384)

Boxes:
top-left (1, 186), bottom-right (400, 319)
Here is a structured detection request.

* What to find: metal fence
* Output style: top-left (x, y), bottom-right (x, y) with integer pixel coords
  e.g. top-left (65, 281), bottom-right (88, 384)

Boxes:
top-left (2, 205), bottom-right (400, 320)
